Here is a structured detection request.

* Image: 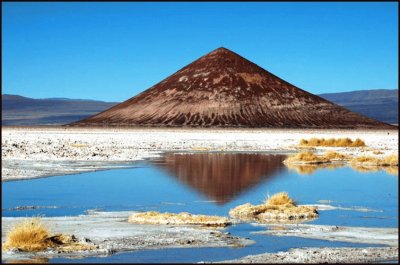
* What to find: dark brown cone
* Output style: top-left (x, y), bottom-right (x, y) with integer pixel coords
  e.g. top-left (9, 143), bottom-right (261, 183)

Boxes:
top-left (70, 47), bottom-right (394, 129)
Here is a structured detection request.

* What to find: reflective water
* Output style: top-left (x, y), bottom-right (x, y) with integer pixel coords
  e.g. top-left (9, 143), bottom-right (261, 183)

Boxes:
top-left (2, 152), bottom-right (398, 262)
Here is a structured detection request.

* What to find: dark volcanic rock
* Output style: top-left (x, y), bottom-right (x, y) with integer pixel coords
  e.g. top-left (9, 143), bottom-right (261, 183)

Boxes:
top-left (71, 47), bottom-right (394, 128)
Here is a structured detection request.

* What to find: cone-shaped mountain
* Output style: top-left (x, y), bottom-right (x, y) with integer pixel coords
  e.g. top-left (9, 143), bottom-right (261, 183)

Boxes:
top-left (71, 47), bottom-right (394, 128)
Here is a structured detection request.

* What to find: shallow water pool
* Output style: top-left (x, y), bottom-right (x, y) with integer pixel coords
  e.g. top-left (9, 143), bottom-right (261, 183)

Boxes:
top-left (2, 152), bottom-right (398, 262)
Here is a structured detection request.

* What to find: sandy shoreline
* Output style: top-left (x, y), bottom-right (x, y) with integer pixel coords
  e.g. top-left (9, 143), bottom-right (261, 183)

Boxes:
top-left (2, 127), bottom-right (398, 181)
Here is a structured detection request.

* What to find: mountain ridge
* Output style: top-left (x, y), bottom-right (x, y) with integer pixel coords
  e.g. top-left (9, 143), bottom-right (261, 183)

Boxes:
top-left (319, 89), bottom-right (398, 124)
top-left (2, 89), bottom-right (397, 126)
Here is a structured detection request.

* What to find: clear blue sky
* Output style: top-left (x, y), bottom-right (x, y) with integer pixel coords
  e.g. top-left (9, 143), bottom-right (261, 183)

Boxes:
top-left (2, 2), bottom-right (398, 101)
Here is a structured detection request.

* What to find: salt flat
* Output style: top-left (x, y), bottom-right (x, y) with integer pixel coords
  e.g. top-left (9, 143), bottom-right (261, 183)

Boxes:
top-left (2, 126), bottom-right (398, 181)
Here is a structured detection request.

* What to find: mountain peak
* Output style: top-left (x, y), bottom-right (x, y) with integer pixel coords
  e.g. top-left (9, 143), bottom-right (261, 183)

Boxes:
top-left (210, 47), bottom-right (233, 53)
top-left (71, 48), bottom-right (393, 129)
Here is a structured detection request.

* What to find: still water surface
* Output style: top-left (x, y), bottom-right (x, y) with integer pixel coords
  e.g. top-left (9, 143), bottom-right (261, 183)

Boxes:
top-left (2, 152), bottom-right (398, 262)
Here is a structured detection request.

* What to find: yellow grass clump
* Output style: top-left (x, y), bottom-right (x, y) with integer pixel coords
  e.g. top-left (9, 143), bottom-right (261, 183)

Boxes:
top-left (384, 167), bottom-right (399, 176)
top-left (128, 211), bottom-right (231, 227)
top-left (265, 192), bottom-right (295, 207)
top-left (284, 151), bottom-right (352, 166)
top-left (283, 151), bottom-right (330, 165)
top-left (323, 151), bottom-right (351, 161)
top-left (2, 218), bottom-right (95, 252)
top-left (372, 150), bottom-right (384, 155)
top-left (299, 138), bottom-right (365, 147)
top-left (350, 164), bottom-right (380, 173)
top-left (382, 155), bottom-right (399, 166)
top-left (350, 155), bottom-right (398, 167)
top-left (286, 164), bottom-right (319, 175)
top-left (3, 218), bottom-right (50, 252)
top-left (286, 163), bottom-right (345, 175)
top-left (229, 192), bottom-right (318, 223)
top-left (350, 164), bottom-right (398, 175)
top-left (191, 147), bottom-right (209, 151)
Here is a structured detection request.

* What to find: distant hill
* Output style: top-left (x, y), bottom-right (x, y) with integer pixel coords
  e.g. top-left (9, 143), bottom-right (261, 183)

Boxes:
top-left (319, 89), bottom-right (398, 125)
top-left (1, 94), bottom-right (118, 126)
top-left (2, 88), bottom-right (398, 126)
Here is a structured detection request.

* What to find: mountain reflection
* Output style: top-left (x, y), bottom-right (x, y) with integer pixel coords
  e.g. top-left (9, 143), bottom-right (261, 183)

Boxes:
top-left (152, 153), bottom-right (286, 204)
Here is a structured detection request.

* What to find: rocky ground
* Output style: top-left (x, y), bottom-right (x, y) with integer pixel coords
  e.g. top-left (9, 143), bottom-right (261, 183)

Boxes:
top-left (2, 211), bottom-right (398, 263)
top-left (1, 211), bottom-right (253, 262)
top-left (251, 223), bottom-right (398, 246)
top-left (2, 127), bottom-right (398, 181)
top-left (215, 247), bottom-right (398, 263)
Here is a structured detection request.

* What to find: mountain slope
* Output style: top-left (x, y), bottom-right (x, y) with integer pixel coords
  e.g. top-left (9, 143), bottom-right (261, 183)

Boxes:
top-left (2, 94), bottom-right (117, 126)
top-left (71, 47), bottom-right (393, 129)
top-left (319, 89), bottom-right (398, 124)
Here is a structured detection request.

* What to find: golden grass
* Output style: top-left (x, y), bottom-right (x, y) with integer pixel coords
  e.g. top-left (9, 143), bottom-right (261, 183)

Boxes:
top-left (350, 155), bottom-right (398, 167)
top-left (191, 147), bottom-right (209, 151)
top-left (2, 218), bottom-right (95, 252)
top-left (284, 151), bottom-right (353, 166)
top-left (323, 151), bottom-right (351, 161)
top-left (350, 164), bottom-right (398, 175)
top-left (299, 137), bottom-right (365, 147)
top-left (286, 164), bottom-right (319, 175)
top-left (286, 163), bottom-right (345, 175)
top-left (283, 151), bottom-right (330, 165)
top-left (265, 192), bottom-right (295, 207)
top-left (229, 192), bottom-right (318, 223)
top-left (128, 211), bottom-right (231, 227)
top-left (2, 218), bottom-right (51, 252)
top-left (384, 167), bottom-right (399, 176)
top-left (382, 155), bottom-right (399, 166)
top-left (349, 164), bottom-right (376, 173)
top-left (372, 150), bottom-right (384, 155)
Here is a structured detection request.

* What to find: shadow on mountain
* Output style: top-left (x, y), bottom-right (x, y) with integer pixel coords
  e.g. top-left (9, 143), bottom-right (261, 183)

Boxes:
top-left (152, 153), bottom-right (286, 204)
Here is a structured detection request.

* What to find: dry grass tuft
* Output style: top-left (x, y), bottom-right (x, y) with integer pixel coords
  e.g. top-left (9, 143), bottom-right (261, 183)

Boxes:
top-left (384, 167), bottom-right (399, 176)
top-left (350, 164), bottom-right (398, 175)
top-left (2, 218), bottom-right (51, 252)
top-left (265, 192), bottom-right (295, 207)
top-left (286, 164), bottom-right (319, 175)
top-left (283, 151), bottom-right (330, 165)
top-left (299, 138), bottom-right (365, 147)
top-left (350, 164), bottom-right (380, 173)
top-left (323, 151), bottom-right (351, 161)
top-left (350, 156), bottom-right (380, 166)
top-left (229, 192), bottom-right (318, 223)
top-left (382, 155), bottom-right (399, 166)
top-left (372, 150), bottom-right (384, 155)
top-left (285, 163), bottom-right (344, 175)
top-left (350, 155), bottom-right (398, 167)
top-left (128, 211), bottom-right (231, 227)
top-left (191, 147), bottom-right (209, 151)
top-left (2, 218), bottom-right (95, 252)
